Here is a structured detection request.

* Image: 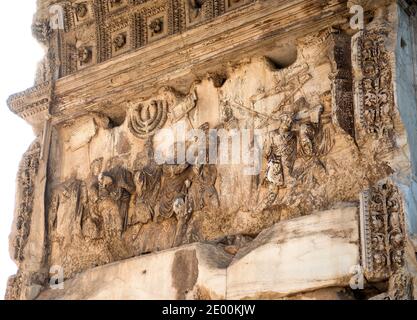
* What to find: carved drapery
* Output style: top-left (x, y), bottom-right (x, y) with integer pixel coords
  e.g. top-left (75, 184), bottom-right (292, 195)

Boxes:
top-left (7, 0), bottom-right (417, 299)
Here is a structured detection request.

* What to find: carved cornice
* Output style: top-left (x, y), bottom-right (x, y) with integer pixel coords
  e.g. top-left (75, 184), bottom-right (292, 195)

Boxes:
top-left (7, 82), bottom-right (51, 125)
top-left (9, 0), bottom-right (351, 126)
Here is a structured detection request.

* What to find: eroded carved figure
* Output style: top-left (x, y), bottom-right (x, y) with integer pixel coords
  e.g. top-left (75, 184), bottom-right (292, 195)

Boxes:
top-left (7, 0), bottom-right (417, 300)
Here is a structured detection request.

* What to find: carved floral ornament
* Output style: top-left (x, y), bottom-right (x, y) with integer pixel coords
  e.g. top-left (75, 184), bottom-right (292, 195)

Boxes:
top-left (10, 0), bottom-right (417, 300)
top-left (357, 29), bottom-right (395, 141)
top-left (13, 141), bottom-right (41, 263)
top-left (113, 33), bottom-right (127, 50)
top-left (360, 179), bottom-right (406, 281)
top-left (149, 17), bottom-right (164, 36)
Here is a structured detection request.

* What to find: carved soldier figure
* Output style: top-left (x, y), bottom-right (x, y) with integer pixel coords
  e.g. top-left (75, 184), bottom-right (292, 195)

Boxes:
top-left (298, 123), bottom-right (315, 159)
top-left (190, 164), bottom-right (219, 211)
top-left (82, 158), bottom-right (104, 240)
top-left (129, 139), bottom-right (162, 226)
top-left (189, 122), bottom-right (220, 211)
top-left (264, 112), bottom-right (297, 188)
top-left (98, 162), bottom-right (135, 237)
top-left (157, 163), bottom-right (190, 221)
top-left (257, 96), bottom-right (328, 210)
top-left (219, 102), bottom-right (239, 130)
top-left (172, 179), bottom-right (193, 247)
top-left (256, 112), bottom-right (297, 211)
top-left (129, 163), bottom-right (162, 226)
top-left (49, 175), bottom-right (87, 242)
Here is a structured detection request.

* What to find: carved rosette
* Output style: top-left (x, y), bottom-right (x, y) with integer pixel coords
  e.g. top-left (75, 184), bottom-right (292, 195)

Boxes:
top-left (355, 29), bottom-right (395, 144)
top-left (360, 179), bottom-right (406, 281)
top-left (127, 100), bottom-right (168, 139)
top-left (35, 0), bottom-right (256, 78)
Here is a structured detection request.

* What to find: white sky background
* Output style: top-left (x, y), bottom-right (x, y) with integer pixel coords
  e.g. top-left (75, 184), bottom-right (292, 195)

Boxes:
top-left (0, 1), bottom-right (43, 298)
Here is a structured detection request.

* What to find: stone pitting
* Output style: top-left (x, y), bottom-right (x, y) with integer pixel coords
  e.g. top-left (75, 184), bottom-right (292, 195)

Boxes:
top-left (4, 0), bottom-right (417, 300)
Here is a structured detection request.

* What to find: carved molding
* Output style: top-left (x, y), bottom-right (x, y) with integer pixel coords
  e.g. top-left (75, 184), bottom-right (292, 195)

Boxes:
top-left (11, 1), bottom-right (350, 126)
top-left (11, 140), bottom-right (41, 264)
top-left (360, 179), bottom-right (406, 282)
top-left (354, 28), bottom-right (395, 145)
top-left (7, 83), bottom-right (51, 120)
top-left (42, 0), bottom-right (254, 76)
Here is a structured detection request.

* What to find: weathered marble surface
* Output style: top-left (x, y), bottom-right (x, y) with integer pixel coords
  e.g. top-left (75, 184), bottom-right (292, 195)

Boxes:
top-left (5, 0), bottom-right (417, 300)
top-left (37, 207), bottom-right (360, 300)
top-left (38, 243), bottom-right (232, 300)
top-left (227, 206), bottom-right (360, 299)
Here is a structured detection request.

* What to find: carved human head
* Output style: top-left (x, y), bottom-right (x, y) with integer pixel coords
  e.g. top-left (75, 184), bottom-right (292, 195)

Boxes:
top-left (149, 18), bottom-right (164, 35)
top-left (363, 61), bottom-right (377, 77)
top-left (294, 97), bottom-right (309, 112)
top-left (98, 173), bottom-right (113, 188)
top-left (363, 39), bottom-right (374, 50)
top-left (320, 91), bottom-right (332, 109)
top-left (300, 123), bottom-right (315, 140)
top-left (278, 112), bottom-right (294, 132)
top-left (90, 158), bottom-right (103, 176)
top-left (391, 232), bottom-right (404, 247)
top-left (184, 179), bottom-right (192, 190)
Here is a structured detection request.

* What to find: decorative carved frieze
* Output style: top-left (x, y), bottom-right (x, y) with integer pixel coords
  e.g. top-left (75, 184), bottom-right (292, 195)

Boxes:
top-left (360, 179), bottom-right (406, 282)
top-left (354, 28), bottom-right (395, 146)
top-left (11, 1), bottom-right (351, 124)
top-left (7, 83), bottom-right (51, 126)
top-left (33, 0), bottom-right (256, 77)
top-left (388, 268), bottom-right (413, 300)
top-left (6, 0), bottom-right (417, 301)
top-left (11, 140), bottom-right (41, 263)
